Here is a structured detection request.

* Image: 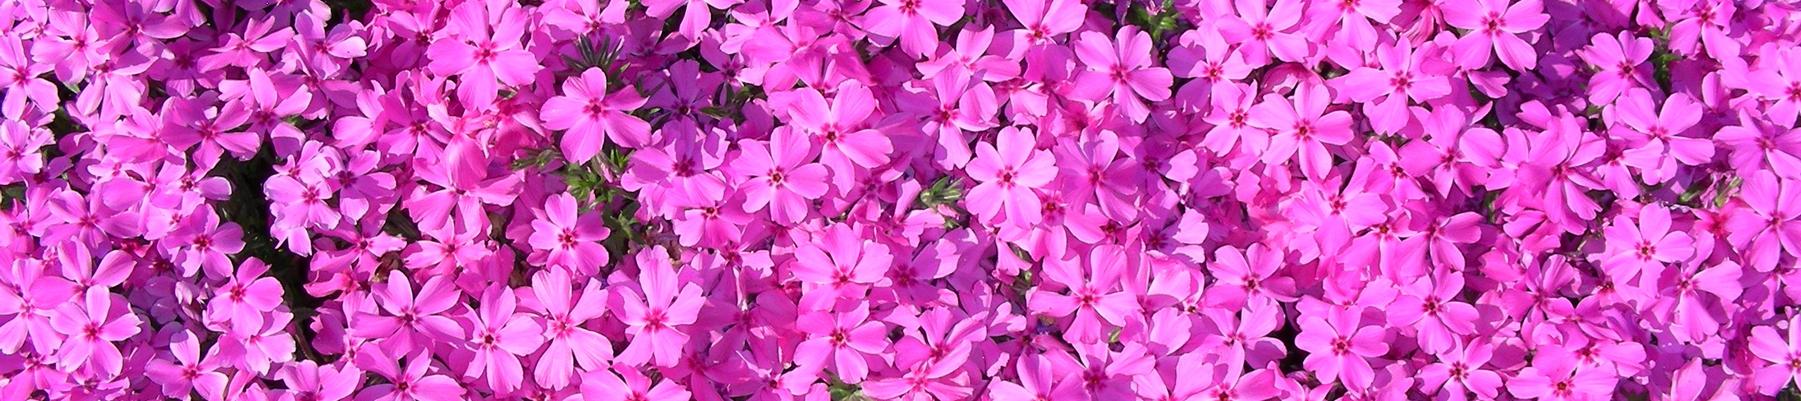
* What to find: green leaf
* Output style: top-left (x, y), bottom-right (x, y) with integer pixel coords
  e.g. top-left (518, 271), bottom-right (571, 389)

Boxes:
top-left (1713, 176), bottom-right (1742, 209)
top-left (917, 176), bottom-right (965, 208)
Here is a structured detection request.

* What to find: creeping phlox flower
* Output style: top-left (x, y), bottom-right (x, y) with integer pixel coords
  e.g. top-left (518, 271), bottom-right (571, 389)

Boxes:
top-left (3, 0), bottom-right (1801, 399)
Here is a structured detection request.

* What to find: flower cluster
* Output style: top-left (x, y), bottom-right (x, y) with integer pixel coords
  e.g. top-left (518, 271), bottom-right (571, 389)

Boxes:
top-left (2, 0), bottom-right (1800, 399)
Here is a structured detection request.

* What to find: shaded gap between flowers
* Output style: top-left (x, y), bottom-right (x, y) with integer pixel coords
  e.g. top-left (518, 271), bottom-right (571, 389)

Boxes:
top-left (216, 144), bottom-right (326, 362)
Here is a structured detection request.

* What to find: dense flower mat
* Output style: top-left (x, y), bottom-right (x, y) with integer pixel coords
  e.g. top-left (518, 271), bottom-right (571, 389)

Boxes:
top-left (2, 0), bottom-right (1801, 399)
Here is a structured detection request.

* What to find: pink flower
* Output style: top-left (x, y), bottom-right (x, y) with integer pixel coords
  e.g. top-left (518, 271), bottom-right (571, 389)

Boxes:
top-left (275, 361), bottom-right (360, 401)
top-left (1198, 297), bottom-right (1287, 369)
top-left (794, 300), bottom-right (888, 384)
top-left (1294, 304), bottom-right (1388, 388)
top-left (543, 68), bottom-right (652, 158)
top-left (1509, 348), bottom-right (1618, 400)
top-left (1610, 89), bottom-right (1713, 184)
top-left (989, 353), bottom-right (1082, 401)
top-left (145, 330), bottom-right (228, 400)
top-left (408, 136), bottom-right (521, 238)
top-left (1071, 26), bottom-right (1173, 123)
top-left (1387, 274), bottom-right (1478, 354)
top-left (1398, 106), bottom-right (1503, 198)
top-left (354, 349), bottom-right (465, 401)
top-left (526, 269), bottom-right (613, 390)
top-left (1747, 48), bottom-right (1801, 125)
top-left (427, 0), bottom-right (542, 108)
top-left (1208, 244), bottom-right (1300, 308)
top-left (792, 224), bottom-right (893, 296)
top-left (731, 128), bottom-right (830, 224)
top-left (0, 121), bottom-right (51, 184)
top-left (1444, 0), bottom-right (1549, 70)
top-left (1753, 316), bottom-right (1801, 394)
top-left (1667, 260), bottom-right (1742, 342)
top-left (0, 37), bottom-right (57, 118)
top-left (616, 247), bottom-right (705, 368)
top-left (1249, 82), bottom-right (1353, 180)
top-left (461, 284), bottom-right (544, 393)
top-left (50, 288), bottom-right (142, 376)
top-left (1602, 205), bottom-right (1695, 285)
top-left (1716, 111), bottom-right (1801, 178)
top-left (862, 0), bottom-right (963, 57)
top-left (582, 367), bottom-right (692, 401)
top-left (1003, 0), bottom-right (1085, 45)
top-left (1218, 0), bottom-right (1311, 64)
top-left (1418, 340), bottom-right (1503, 401)
top-left (352, 271), bottom-right (464, 355)
top-left (1725, 171), bottom-right (1801, 272)
top-left (169, 211), bottom-right (246, 279)
top-left (770, 82), bottom-right (893, 191)
top-left (967, 126), bottom-right (1057, 228)
top-left (528, 193), bottom-right (612, 272)
top-left (1029, 246), bottom-right (1139, 344)
top-left (642, 0), bottom-right (736, 40)
top-left (1577, 32), bottom-right (1655, 105)
top-left (203, 258), bottom-right (285, 335)
top-left (0, 259), bottom-right (74, 354)
top-left (1331, 41), bottom-right (1451, 133)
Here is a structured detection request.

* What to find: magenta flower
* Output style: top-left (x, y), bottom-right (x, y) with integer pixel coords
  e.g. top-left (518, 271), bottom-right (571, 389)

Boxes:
top-left (1418, 340), bottom-right (1503, 401)
top-left (770, 82), bottom-right (893, 190)
top-left (792, 224), bottom-right (893, 295)
top-left (967, 126), bottom-right (1057, 228)
top-left (1249, 82), bottom-right (1353, 179)
top-left (2, 0), bottom-right (1796, 398)
top-left (408, 136), bottom-right (521, 238)
top-left (1029, 246), bottom-right (1139, 344)
top-left (1387, 275), bottom-right (1478, 354)
top-left (1753, 317), bottom-right (1801, 394)
top-left (275, 360), bottom-right (360, 401)
top-left (1444, 0), bottom-right (1549, 70)
top-left (1577, 32), bottom-right (1655, 105)
top-left (1509, 348), bottom-right (1618, 400)
top-left (169, 211), bottom-right (246, 279)
top-left (1294, 304), bottom-right (1388, 388)
top-left (145, 331), bottom-right (228, 400)
top-left (731, 128), bottom-right (830, 224)
top-left (617, 247), bottom-right (705, 368)
top-left (862, 0), bottom-right (963, 57)
top-left (527, 269), bottom-right (613, 390)
top-left (583, 366), bottom-right (692, 401)
top-left (1726, 171), bottom-right (1801, 272)
top-left (50, 288), bottom-right (141, 376)
top-left (1331, 41), bottom-right (1450, 133)
top-left (1667, 260), bottom-right (1742, 342)
top-left (1208, 244), bottom-right (1300, 308)
top-left (1218, 0), bottom-right (1310, 64)
top-left (0, 259), bottom-right (75, 355)
top-left (427, 0), bottom-right (542, 108)
top-left (352, 271), bottom-right (464, 355)
top-left (1716, 112), bottom-right (1801, 178)
top-left (1003, 0), bottom-right (1085, 45)
top-left (462, 284), bottom-right (544, 393)
top-left (1071, 26), bottom-right (1173, 123)
top-left (1611, 89), bottom-right (1713, 184)
top-left (0, 121), bottom-right (52, 184)
top-left (1398, 106), bottom-right (1504, 198)
top-left (794, 301), bottom-right (888, 384)
top-left (989, 353), bottom-right (1082, 401)
top-left (354, 349), bottom-right (465, 401)
top-left (543, 68), bottom-right (652, 157)
top-left (1747, 48), bottom-right (1801, 124)
top-left (1602, 205), bottom-right (1695, 285)
top-left (528, 193), bottom-right (612, 272)
top-left (204, 258), bottom-right (285, 335)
